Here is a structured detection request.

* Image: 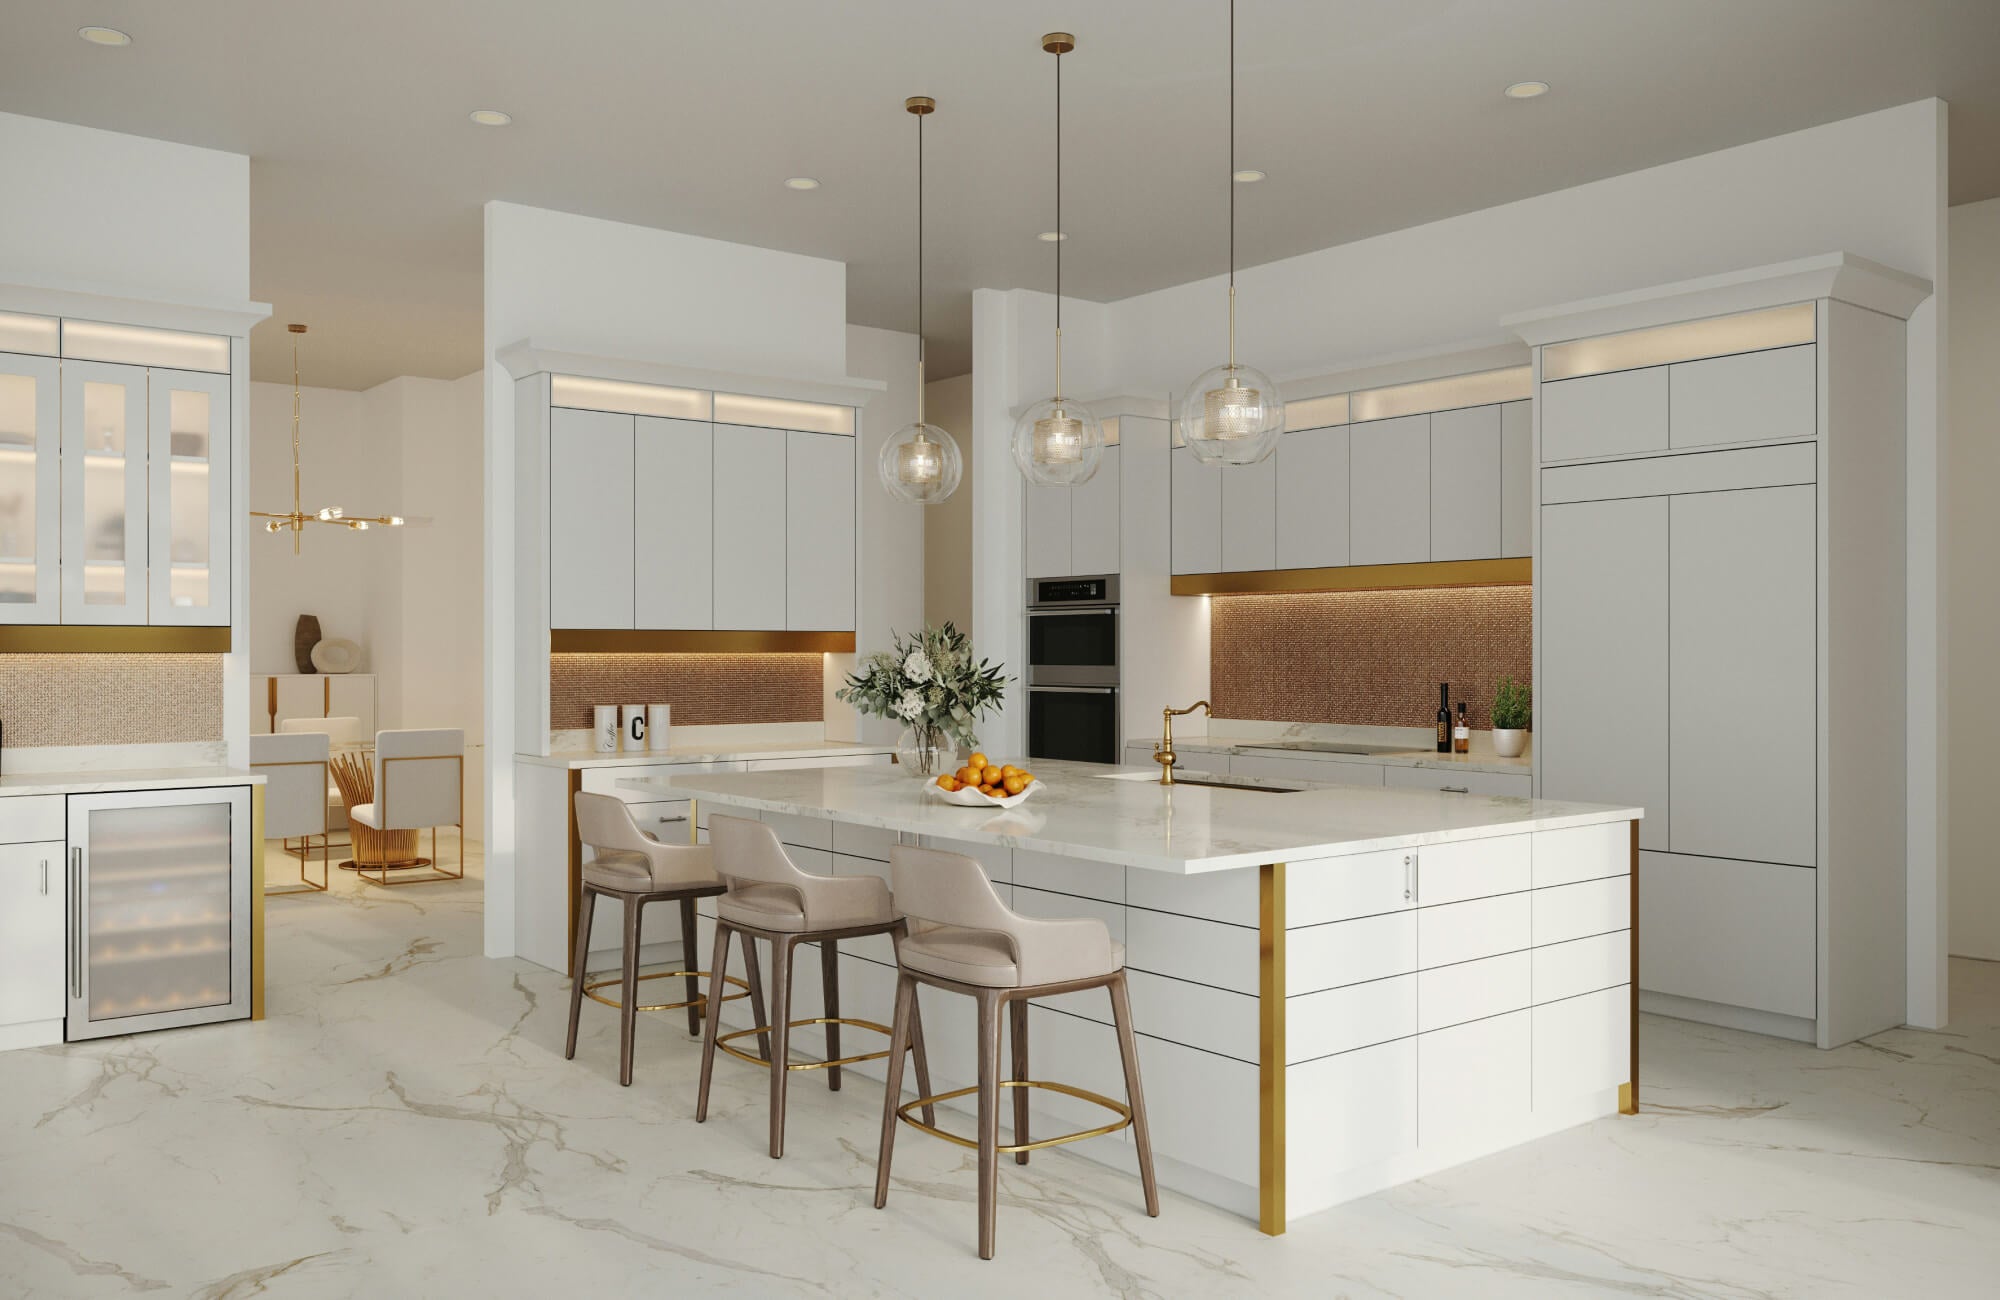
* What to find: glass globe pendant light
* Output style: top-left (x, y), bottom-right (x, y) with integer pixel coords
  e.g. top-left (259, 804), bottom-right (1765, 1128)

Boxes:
top-left (878, 95), bottom-right (964, 505)
top-left (1010, 32), bottom-right (1103, 488)
top-left (1179, 0), bottom-right (1283, 466)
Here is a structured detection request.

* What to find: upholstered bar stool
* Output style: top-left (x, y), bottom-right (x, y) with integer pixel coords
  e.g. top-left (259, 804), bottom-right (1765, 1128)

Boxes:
top-left (874, 844), bottom-right (1159, 1260)
top-left (565, 793), bottom-right (762, 1087)
top-left (696, 814), bottom-right (934, 1159)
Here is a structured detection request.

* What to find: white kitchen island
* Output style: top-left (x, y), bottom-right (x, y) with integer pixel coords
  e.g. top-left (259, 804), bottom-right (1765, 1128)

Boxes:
top-left (621, 759), bottom-right (1641, 1235)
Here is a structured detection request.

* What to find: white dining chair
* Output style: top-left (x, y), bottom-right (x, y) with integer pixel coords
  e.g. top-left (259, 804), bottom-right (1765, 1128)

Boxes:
top-left (346, 728), bottom-right (465, 887)
top-left (278, 714), bottom-right (368, 835)
top-left (251, 731), bottom-right (332, 894)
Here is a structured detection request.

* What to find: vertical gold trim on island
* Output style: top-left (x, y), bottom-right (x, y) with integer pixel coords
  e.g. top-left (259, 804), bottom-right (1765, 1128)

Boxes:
top-left (251, 784), bottom-right (266, 1021)
top-left (1622, 818), bottom-right (1640, 1114)
top-left (1259, 862), bottom-right (1287, 1235)
top-left (565, 768), bottom-right (584, 971)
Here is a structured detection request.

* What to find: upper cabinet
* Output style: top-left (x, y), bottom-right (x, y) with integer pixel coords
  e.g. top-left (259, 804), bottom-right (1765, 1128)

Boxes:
top-left (0, 314), bottom-right (236, 631)
top-left (549, 407), bottom-right (636, 630)
top-left (1172, 366), bottom-right (1532, 581)
top-left (1024, 442), bottom-right (1121, 579)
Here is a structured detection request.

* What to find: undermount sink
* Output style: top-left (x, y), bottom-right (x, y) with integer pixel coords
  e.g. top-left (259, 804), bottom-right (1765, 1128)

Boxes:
top-left (1239, 740), bottom-right (1420, 757)
top-left (1097, 770), bottom-right (1304, 794)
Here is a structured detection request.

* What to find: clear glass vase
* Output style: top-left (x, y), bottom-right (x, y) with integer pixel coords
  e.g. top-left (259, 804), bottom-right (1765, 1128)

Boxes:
top-left (896, 723), bottom-right (955, 780)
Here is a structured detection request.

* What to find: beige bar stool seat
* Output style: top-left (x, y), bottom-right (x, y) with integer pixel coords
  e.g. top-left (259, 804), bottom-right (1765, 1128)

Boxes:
top-left (565, 793), bottom-right (763, 1087)
top-left (696, 814), bottom-right (935, 1159)
top-left (874, 844), bottom-right (1159, 1260)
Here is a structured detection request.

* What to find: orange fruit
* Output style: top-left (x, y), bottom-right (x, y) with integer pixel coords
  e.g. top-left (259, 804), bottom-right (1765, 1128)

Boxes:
top-left (956, 766), bottom-right (979, 786)
top-left (982, 765), bottom-right (1003, 785)
top-left (937, 775), bottom-right (959, 792)
top-left (968, 752), bottom-right (990, 771)
top-left (1018, 771), bottom-right (1034, 785)
top-left (1000, 765), bottom-right (1021, 779)
top-left (1003, 774), bottom-right (1026, 795)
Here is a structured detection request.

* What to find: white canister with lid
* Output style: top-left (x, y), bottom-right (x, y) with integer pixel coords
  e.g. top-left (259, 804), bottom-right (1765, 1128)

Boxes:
top-left (592, 706), bottom-right (619, 753)
top-left (647, 704), bottom-right (672, 752)
top-left (621, 705), bottom-right (647, 752)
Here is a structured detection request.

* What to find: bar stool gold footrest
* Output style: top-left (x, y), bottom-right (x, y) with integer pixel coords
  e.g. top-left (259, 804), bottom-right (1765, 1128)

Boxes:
top-left (717, 1017), bottom-right (895, 1071)
top-left (896, 1080), bottom-right (1133, 1154)
top-left (583, 971), bottom-right (750, 1015)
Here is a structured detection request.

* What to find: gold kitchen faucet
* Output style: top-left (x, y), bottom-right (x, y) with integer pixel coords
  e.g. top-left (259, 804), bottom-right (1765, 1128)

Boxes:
top-left (1155, 701), bottom-right (1212, 785)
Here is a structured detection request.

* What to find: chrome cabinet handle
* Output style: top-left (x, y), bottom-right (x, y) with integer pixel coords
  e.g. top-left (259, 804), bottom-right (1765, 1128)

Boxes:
top-left (69, 848), bottom-right (82, 998)
top-left (1404, 853), bottom-right (1416, 902)
top-left (41, 858), bottom-right (49, 895)
top-left (1440, 785), bottom-right (1469, 794)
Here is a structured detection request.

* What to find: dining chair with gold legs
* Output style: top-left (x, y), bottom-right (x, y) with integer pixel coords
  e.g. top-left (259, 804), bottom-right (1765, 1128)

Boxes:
top-left (873, 843), bottom-right (1159, 1260)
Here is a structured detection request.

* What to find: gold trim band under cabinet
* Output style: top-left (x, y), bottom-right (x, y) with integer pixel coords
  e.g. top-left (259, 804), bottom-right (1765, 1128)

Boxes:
top-left (1173, 557), bottom-right (1530, 598)
top-left (551, 629), bottom-right (857, 654)
top-left (0, 626), bottom-right (232, 653)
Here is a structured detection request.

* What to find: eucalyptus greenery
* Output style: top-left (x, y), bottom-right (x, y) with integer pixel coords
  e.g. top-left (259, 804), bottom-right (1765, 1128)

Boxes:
top-left (836, 622), bottom-right (1007, 749)
top-left (1492, 676), bottom-right (1532, 730)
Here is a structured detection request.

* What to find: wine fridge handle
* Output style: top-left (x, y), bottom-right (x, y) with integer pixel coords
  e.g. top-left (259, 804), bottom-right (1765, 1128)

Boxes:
top-left (69, 847), bottom-right (82, 998)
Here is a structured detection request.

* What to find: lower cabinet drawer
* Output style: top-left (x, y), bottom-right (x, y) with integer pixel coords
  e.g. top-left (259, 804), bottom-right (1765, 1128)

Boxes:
top-left (1287, 1037), bottom-right (1417, 1175)
top-left (1533, 930), bottom-right (1630, 1004)
top-left (832, 821), bottom-right (898, 863)
top-left (1532, 875), bottom-right (1629, 946)
top-left (0, 796), bottom-right (64, 844)
top-left (1131, 1031), bottom-right (1259, 1187)
top-left (1126, 969), bottom-right (1258, 1063)
top-left (1533, 821), bottom-right (1633, 888)
top-left (1417, 892), bottom-right (1531, 969)
top-left (1415, 833), bottom-right (1531, 906)
top-left (1126, 908), bottom-right (1258, 995)
top-left (1289, 909), bottom-right (1416, 995)
top-left (1383, 766), bottom-right (1533, 797)
top-left (763, 811), bottom-right (832, 852)
top-left (1418, 1009), bottom-right (1531, 1150)
top-left (1533, 984), bottom-right (1629, 1110)
top-left (1639, 851), bottom-right (1815, 1019)
top-left (1289, 849), bottom-right (1413, 927)
top-left (1289, 973), bottom-right (1416, 1062)
top-left (1127, 864), bottom-right (1258, 928)
top-left (624, 800), bottom-right (694, 844)
top-left (1418, 950), bottom-right (1531, 1032)
top-left (917, 833), bottom-right (1011, 882)
top-left (1014, 848), bottom-right (1122, 904)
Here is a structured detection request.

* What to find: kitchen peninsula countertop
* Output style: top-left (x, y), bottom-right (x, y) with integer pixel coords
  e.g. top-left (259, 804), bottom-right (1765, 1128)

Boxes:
top-left (517, 739), bottom-right (895, 770)
top-left (625, 758), bottom-right (1634, 876)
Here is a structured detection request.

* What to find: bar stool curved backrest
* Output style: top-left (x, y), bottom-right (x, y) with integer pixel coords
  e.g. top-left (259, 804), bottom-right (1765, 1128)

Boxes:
top-left (889, 845), bottom-right (1117, 988)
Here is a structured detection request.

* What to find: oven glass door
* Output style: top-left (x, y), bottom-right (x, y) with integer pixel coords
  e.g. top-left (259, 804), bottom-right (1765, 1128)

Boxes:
top-left (1028, 686), bottom-right (1118, 764)
top-left (1028, 609), bottom-right (1117, 682)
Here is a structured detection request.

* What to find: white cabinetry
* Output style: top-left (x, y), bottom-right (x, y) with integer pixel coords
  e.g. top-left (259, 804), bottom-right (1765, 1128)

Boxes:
top-left (1428, 405), bottom-right (1500, 562)
top-left (1348, 414), bottom-right (1430, 565)
top-left (1170, 446), bottom-right (1221, 576)
top-left (147, 368), bottom-right (231, 624)
top-left (1520, 256), bottom-right (1929, 1047)
top-left (60, 360), bottom-right (148, 625)
top-left (1274, 424), bottom-right (1349, 569)
top-left (1220, 450), bottom-right (1276, 572)
top-left (1025, 445), bottom-right (1120, 579)
top-left (549, 408), bottom-right (635, 630)
top-left (634, 417), bottom-right (713, 629)
top-left (0, 353), bottom-right (60, 622)
top-left (786, 430), bottom-right (855, 631)
top-left (0, 837), bottom-right (66, 1042)
top-left (712, 426), bottom-right (788, 631)
top-left (1499, 400), bottom-right (1532, 557)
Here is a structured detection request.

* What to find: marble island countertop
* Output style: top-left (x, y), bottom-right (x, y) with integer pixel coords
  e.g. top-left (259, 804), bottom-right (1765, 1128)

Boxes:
top-left (624, 758), bottom-right (1636, 875)
top-left (0, 765), bottom-right (266, 798)
top-left (518, 739), bottom-right (896, 770)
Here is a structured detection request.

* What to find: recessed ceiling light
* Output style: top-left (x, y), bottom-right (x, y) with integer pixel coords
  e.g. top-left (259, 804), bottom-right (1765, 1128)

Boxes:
top-left (1232, 168), bottom-right (1267, 183)
top-left (78, 26), bottom-right (131, 46)
top-left (468, 109), bottom-right (513, 127)
top-left (1504, 81), bottom-right (1550, 100)
top-left (1037, 231), bottom-right (1068, 242)
top-left (783, 176), bottom-right (821, 191)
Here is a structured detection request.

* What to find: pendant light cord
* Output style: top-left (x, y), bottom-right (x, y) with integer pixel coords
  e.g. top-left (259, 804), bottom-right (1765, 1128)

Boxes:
top-left (1054, 40), bottom-right (1064, 398)
top-left (916, 104), bottom-right (927, 426)
top-left (1227, 0), bottom-right (1238, 371)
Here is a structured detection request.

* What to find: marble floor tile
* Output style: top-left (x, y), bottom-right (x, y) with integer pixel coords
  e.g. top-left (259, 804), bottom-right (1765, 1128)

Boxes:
top-left (2, 841), bottom-right (1995, 1297)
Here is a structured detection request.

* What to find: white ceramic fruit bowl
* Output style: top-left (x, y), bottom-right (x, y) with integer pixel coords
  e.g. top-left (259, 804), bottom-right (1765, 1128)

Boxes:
top-left (925, 779), bottom-right (1043, 809)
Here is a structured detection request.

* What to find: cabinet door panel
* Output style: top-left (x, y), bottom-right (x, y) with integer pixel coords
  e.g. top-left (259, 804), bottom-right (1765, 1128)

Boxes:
top-left (785, 431), bottom-right (855, 631)
top-left (1170, 446), bottom-right (1222, 575)
top-left (712, 426), bottom-right (788, 630)
top-left (326, 675), bottom-right (377, 735)
top-left (1274, 425), bottom-right (1350, 569)
top-left (1070, 445), bottom-right (1120, 576)
top-left (1418, 1009), bottom-right (1529, 1150)
top-left (1539, 497), bottom-right (1669, 850)
top-left (548, 408), bottom-right (634, 629)
top-left (1382, 766), bottom-right (1534, 798)
top-left (1669, 484), bottom-right (1816, 865)
top-left (1540, 367), bottom-right (1669, 461)
top-left (1669, 344), bottom-right (1816, 449)
top-left (1287, 1037), bottom-right (1417, 1176)
top-left (1220, 449), bottom-right (1276, 571)
top-left (633, 417), bottom-right (713, 630)
top-left (148, 368), bottom-right (230, 625)
top-left (1533, 984), bottom-right (1629, 1110)
top-left (0, 353), bottom-right (61, 623)
top-left (60, 359), bottom-right (148, 624)
top-left (1023, 481), bottom-right (1072, 579)
top-left (1429, 405), bottom-right (1501, 561)
top-left (1499, 400), bottom-right (1532, 557)
top-left (1349, 414), bottom-right (1429, 565)
top-left (1639, 851), bottom-right (1815, 1019)
top-left (0, 842), bottom-right (66, 1026)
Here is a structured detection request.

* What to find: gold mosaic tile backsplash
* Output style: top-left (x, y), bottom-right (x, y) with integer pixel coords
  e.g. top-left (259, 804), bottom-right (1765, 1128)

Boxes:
top-left (0, 654), bottom-right (225, 747)
top-left (550, 653), bottom-right (824, 729)
top-left (1210, 586), bottom-right (1531, 729)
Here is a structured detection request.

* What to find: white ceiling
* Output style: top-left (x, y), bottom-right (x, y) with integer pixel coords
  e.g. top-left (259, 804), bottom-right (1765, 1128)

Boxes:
top-left (3, 0), bottom-right (1996, 390)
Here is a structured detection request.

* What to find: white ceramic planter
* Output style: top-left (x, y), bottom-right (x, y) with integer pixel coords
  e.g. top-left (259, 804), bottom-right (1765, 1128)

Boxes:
top-left (1492, 728), bottom-right (1528, 758)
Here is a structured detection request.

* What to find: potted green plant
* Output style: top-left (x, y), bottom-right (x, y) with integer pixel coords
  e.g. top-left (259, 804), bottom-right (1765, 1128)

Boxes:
top-left (836, 623), bottom-right (1007, 779)
top-left (1492, 677), bottom-right (1531, 758)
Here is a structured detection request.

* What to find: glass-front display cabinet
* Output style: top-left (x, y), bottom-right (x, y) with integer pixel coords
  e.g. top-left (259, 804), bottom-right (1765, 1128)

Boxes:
top-left (60, 359), bottom-right (150, 624)
top-left (148, 369), bottom-right (230, 624)
top-left (0, 352), bottom-right (61, 623)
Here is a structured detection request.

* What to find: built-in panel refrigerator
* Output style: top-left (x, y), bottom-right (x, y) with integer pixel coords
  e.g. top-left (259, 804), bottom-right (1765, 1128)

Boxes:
top-left (65, 786), bottom-right (252, 1040)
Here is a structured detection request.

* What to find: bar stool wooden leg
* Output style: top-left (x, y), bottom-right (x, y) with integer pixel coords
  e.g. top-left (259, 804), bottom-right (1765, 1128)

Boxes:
top-left (1110, 971), bottom-right (1161, 1217)
top-left (822, 940), bottom-right (842, 1092)
top-left (976, 988), bottom-right (1003, 1260)
top-left (695, 921), bottom-right (733, 1123)
top-left (564, 887), bottom-right (598, 1060)
top-left (873, 971), bottom-right (917, 1210)
top-left (678, 897), bottom-right (703, 1037)
top-left (1010, 999), bottom-right (1031, 1165)
top-left (740, 930), bottom-right (771, 1063)
top-left (767, 936), bottom-right (795, 1159)
top-left (618, 896), bottom-right (645, 1087)
top-left (908, 983), bottom-right (937, 1127)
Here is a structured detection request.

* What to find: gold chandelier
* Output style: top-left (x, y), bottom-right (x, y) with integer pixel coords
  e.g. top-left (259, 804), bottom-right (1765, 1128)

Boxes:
top-left (251, 324), bottom-right (405, 552)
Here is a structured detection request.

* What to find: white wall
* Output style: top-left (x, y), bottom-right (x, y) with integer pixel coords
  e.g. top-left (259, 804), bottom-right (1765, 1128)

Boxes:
top-left (972, 97), bottom-right (1949, 1024)
top-left (923, 373), bottom-right (974, 635)
top-left (1948, 196), bottom-right (2000, 961)
top-left (0, 110), bottom-right (250, 304)
top-left (483, 200), bottom-right (854, 957)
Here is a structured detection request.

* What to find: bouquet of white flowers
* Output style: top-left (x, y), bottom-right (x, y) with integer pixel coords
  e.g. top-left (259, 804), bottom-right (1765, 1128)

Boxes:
top-left (836, 623), bottom-right (1007, 778)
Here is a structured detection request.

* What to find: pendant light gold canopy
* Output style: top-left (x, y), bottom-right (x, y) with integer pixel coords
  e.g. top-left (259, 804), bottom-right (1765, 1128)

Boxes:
top-left (878, 95), bottom-right (965, 505)
top-left (1179, 0), bottom-right (1283, 465)
top-left (250, 324), bottom-right (407, 551)
top-left (1011, 30), bottom-right (1105, 488)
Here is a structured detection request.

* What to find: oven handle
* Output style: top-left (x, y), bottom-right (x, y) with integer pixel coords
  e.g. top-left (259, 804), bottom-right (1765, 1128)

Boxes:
top-left (1028, 685), bottom-right (1118, 694)
top-left (1026, 606), bottom-right (1118, 616)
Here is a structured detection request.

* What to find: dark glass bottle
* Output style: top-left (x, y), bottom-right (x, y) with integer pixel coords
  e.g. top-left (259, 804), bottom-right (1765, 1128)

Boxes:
top-left (1435, 683), bottom-right (1451, 753)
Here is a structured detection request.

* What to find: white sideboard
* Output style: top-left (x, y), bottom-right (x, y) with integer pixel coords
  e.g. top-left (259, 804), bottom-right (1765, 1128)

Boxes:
top-left (251, 673), bottom-right (378, 736)
top-left (1513, 253), bottom-right (1931, 1049)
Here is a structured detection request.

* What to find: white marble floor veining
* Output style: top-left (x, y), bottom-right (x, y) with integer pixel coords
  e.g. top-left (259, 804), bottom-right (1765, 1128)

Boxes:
top-left (2, 841), bottom-right (1996, 1298)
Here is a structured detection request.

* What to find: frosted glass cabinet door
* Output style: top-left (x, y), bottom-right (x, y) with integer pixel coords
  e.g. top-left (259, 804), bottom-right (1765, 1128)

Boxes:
top-left (148, 368), bottom-right (231, 625)
top-left (0, 353), bottom-right (60, 623)
top-left (60, 360), bottom-right (148, 624)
